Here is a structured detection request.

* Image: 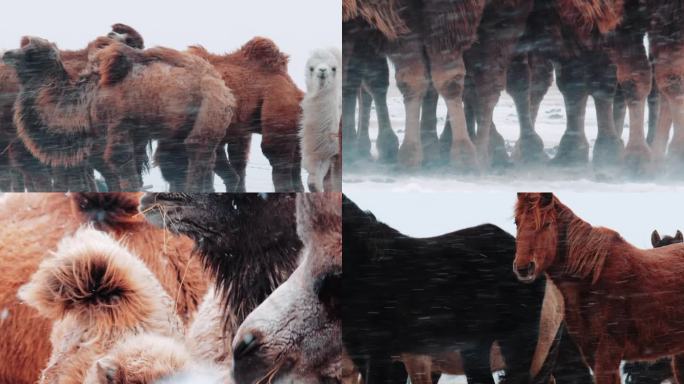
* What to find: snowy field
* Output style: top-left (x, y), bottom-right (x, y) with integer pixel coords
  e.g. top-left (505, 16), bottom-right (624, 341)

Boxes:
top-left (347, 192), bottom-right (683, 384)
top-left (344, 70), bottom-right (684, 193)
top-left (1, 0), bottom-right (340, 192)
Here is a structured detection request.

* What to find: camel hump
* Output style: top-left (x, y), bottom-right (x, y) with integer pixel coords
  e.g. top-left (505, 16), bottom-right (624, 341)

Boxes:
top-left (187, 45), bottom-right (211, 59)
top-left (71, 193), bottom-right (142, 231)
top-left (240, 37), bottom-right (289, 72)
top-left (98, 46), bottom-right (133, 86)
top-left (18, 227), bottom-right (157, 329)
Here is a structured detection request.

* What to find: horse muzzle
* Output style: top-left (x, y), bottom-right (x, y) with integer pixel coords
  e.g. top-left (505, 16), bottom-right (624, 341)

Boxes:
top-left (514, 261), bottom-right (536, 283)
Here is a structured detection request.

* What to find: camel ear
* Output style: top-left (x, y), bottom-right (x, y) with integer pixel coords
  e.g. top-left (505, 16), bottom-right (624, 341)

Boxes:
top-left (95, 358), bottom-right (118, 384)
top-left (20, 36), bottom-right (31, 48)
top-left (539, 193), bottom-right (553, 207)
top-left (676, 230), bottom-right (683, 243)
top-left (651, 230), bottom-right (661, 247)
top-left (99, 50), bottom-right (131, 86)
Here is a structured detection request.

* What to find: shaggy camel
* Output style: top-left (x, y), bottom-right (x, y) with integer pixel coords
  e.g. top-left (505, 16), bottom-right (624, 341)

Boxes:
top-left (0, 24), bottom-right (144, 192)
top-left (19, 228), bottom-right (225, 384)
top-left (300, 48), bottom-right (342, 192)
top-left (187, 38), bottom-right (304, 192)
top-left (5, 36), bottom-right (234, 192)
top-left (0, 193), bottom-right (207, 384)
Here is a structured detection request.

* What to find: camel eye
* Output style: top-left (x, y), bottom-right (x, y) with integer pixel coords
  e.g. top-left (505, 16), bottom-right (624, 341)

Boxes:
top-left (332, 67), bottom-right (336, 72)
top-left (310, 66), bottom-right (314, 72)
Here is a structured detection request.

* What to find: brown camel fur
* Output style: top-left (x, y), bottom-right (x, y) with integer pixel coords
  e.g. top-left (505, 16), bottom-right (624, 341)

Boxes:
top-left (0, 193), bottom-right (207, 384)
top-left (514, 193), bottom-right (684, 384)
top-left (6, 36), bottom-right (234, 192)
top-left (0, 24), bottom-right (144, 192)
top-left (187, 37), bottom-right (305, 192)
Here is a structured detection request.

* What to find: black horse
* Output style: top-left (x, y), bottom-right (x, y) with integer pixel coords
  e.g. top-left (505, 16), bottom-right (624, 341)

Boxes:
top-left (342, 195), bottom-right (590, 384)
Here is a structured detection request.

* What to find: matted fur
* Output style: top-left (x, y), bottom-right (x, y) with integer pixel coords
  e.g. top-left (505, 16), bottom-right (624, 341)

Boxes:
top-left (351, 0), bottom-right (410, 40)
top-left (556, 0), bottom-right (624, 40)
top-left (186, 38), bottom-right (304, 192)
top-left (0, 193), bottom-right (207, 384)
top-left (421, 0), bottom-right (486, 52)
top-left (514, 193), bottom-right (684, 384)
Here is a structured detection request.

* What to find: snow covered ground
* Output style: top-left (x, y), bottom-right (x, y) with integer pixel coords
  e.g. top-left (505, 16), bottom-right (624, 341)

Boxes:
top-left (344, 70), bottom-right (684, 193)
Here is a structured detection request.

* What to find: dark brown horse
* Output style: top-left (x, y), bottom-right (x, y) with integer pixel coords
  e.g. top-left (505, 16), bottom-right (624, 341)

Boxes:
top-left (513, 192), bottom-right (684, 384)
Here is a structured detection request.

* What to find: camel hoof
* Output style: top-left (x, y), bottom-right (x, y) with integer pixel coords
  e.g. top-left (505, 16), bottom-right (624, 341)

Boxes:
top-left (593, 135), bottom-right (624, 169)
top-left (449, 139), bottom-right (479, 172)
top-left (551, 133), bottom-right (589, 167)
top-left (624, 143), bottom-right (653, 177)
top-left (421, 134), bottom-right (444, 168)
top-left (398, 140), bottom-right (423, 169)
top-left (377, 129), bottom-right (399, 164)
top-left (356, 136), bottom-right (373, 161)
top-left (514, 132), bottom-right (548, 164)
top-left (489, 130), bottom-right (512, 169)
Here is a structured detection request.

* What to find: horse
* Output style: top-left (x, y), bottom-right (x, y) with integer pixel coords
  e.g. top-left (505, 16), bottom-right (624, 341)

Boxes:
top-left (342, 194), bottom-right (564, 384)
top-left (513, 192), bottom-right (684, 384)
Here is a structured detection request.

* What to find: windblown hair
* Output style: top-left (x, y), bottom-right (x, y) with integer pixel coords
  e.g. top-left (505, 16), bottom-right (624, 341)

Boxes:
top-left (556, 0), bottom-right (624, 39)
top-left (345, 0), bottom-right (410, 39)
top-left (18, 227), bottom-right (180, 335)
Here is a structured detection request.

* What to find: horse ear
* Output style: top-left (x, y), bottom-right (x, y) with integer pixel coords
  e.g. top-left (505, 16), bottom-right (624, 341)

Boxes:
top-left (676, 230), bottom-right (683, 242)
top-left (651, 230), bottom-right (661, 247)
top-left (539, 193), bottom-right (553, 207)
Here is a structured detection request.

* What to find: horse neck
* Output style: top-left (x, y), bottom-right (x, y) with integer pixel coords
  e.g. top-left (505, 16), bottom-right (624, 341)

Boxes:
top-left (549, 203), bottom-right (615, 284)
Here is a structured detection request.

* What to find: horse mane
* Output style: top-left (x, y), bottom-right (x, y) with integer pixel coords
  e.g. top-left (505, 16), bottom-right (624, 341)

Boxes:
top-left (556, 0), bottom-right (624, 38)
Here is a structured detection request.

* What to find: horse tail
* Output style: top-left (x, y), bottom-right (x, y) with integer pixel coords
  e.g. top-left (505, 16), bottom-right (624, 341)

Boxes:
top-left (71, 192), bottom-right (142, 231)
top-left (18, 227), bottom-right (159, 331)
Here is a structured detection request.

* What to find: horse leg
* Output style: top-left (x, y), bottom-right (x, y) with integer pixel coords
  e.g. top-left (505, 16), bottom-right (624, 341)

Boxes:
top-left (214, 144), bottom-right (239, 192)
top-left (592, 338), bottom-right (622, 384)
top-left (429, 50), bottom-right (478, 171)
top-left (670, 355), bottom-right (684, 384)
top-left (421, 81), bottom-right (441, 167)
top-left (508, 52), bottom-right (546, 164)
top-left (357, 86), bottom-right (373, 160)
top-left (365, 359), bottom-right (407, 384)
top-left (461, 344), bottom-right (495, 384)
top-left (552, 326), bottom-right (592, 384)
top-left (402, 354), bottom-right (434, 384)
top-left (552, 57), bottom-right (590, 166)
top-left (611, 40), bottom-right (653, 176)
top-left (499, 328), bottom-right (537, 384)
top-left (366, 52), bottom-right (398, 164)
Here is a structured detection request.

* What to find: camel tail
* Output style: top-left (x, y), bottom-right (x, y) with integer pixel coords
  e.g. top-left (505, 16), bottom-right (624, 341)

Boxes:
top-left (18, 227), bottom-right (156, 330)
top-left (71, 193), bottom-right (142, 231)
top-left (239, 37), bottom-right (290, 73)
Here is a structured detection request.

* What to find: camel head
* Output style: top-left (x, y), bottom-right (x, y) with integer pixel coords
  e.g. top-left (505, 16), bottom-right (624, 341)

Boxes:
top-left (2, 36), bottom-right (65, 83)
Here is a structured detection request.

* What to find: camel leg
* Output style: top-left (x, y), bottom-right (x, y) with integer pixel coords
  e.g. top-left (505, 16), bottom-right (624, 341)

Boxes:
top-left (10, 142), bottom-right (52, 191)
top-left (389, 41), bottom-right (430, 169)
top-left (343, 48), bottom-right (362, 163)
top-left (421, 81), bottom-right (441, 167)
top-left (655, 60), bottom-right (684, 169)
top-left (306, 157), bottom-right (331, 192)
top-left (589, 53), bottom-right (623, 169)
top-left (357, 87), bottom-right (373, 160)
top-left (214, 145), bottom-right (239, 192)
top-left (429, 50), bottom-right (478, 171)
top-left (509, 53), bottom-right (547, 164)
top-left (184, 136), bottom-right (217, 193)
top-left (646, 76), bottom-right (660, 145)
top-left (0, 145), bottom-right (12, 191)
top-left (612, 42), bottom-right (653, 176)
top-left (156, 140), bottom-right (188, 192)
top-left (290, 142), bottom-right (304, 192)
top-left (262, 133), bottom-right (296, 192)
top-left (614, 86), bottom-right (627, 138)
top-left (365, 53), bottom-right (398, 164)
top-left (651, 100), bottom-right (672, 161)
top-left (553, 58), bottom-right (590, 166)
top-left (323, 153), bottom-right (341, 192)
top-left (226, 133), bottom-right (251, 193)
top-left (529, 53), bottom-right (553, 126)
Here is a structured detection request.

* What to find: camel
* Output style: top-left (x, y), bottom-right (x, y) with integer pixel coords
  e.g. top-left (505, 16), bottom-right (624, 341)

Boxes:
top-left (0, 193), bottom-right (208, 384)
top-left (5, 36), bottom-right (234, 192)
top-left (300, 47), bottom-right (342, 192)
top-left (0, 24), bottom-right (144, 192)
top-left (187, 38), bottom-right (305, 192)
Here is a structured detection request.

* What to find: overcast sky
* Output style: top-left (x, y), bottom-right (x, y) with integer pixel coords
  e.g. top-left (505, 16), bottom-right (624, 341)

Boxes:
top-left (345, 191), bottom-right (684, 248)
top-left (0, 0), bottom-right (341, 89)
